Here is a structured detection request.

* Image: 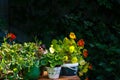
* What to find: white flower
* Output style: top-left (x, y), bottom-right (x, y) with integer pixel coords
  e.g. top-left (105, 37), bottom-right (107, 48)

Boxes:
top-left (49, 45), bottom-right (55, 53)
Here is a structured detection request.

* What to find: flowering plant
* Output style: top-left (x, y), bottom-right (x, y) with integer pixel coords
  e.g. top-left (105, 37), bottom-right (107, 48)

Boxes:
top-left (62, 32), bottom-right (88, 63)
top-left (0, 33), bottom-right (40, 79)
top-left (40, 44), bottom-right (64, 68)
top-left (50, 32), bottom-right (90, 76)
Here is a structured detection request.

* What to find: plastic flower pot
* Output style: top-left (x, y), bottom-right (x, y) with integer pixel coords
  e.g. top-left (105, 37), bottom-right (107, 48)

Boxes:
top-left (60, 63), bottom-right (78, 76)
top-left (46, 66), bottom-right (61, 79)
top-left (23, 66), bottom-right (40, 80)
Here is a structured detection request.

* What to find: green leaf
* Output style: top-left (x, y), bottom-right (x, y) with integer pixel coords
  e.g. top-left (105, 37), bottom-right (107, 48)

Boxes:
top-left (105, 67), bottom-right (113, 72)
top-left (41, 60), bottom-right (47, 66)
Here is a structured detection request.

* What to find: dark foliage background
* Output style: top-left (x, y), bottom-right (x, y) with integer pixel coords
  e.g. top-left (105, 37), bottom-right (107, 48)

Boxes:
top-left (0, 0), bottom-right (120, 80)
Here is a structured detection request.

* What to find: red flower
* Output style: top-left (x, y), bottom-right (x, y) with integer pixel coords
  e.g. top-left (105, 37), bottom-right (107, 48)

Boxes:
top-left (77, 39), bottom-right (85, 47)
top-left (6, 33), bottom-right (16, 41)
top-left (83, 49), bottom-right (88, 58)
top-left (89, 64), bottom-right (93, 70)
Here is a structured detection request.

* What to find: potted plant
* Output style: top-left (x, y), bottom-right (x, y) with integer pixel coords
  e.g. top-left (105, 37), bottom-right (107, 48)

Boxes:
top-left (0, 33), bottom-right (41, 80)
top-left (50, 32), bottom-right (90, 77)
top-left (40, 44), bottom-right (64, 79)
top-left (20, 42), bottom-right (41, 80)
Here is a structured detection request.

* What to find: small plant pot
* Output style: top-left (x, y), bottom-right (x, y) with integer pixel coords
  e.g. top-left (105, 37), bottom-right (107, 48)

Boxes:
top-left (60, 63), bottom-right (78, 76)
top-left (46, 66), bottom-right (61, 79)
top-left (23, 66), bottom-right (40, 80)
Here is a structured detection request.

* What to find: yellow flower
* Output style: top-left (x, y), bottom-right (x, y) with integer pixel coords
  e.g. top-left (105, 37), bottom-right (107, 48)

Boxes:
top-left (78, 72), bottom-right (83, 76)
top-left (49, 45), bottom-right (55, 53)
top-left (82, 68), bottom-right (88, 73)
top-left (79, 60), bottom-right (86, 65)
top-left (71, 57), bottom-right (78, 63)
top-left (63, 56), bottom-right (68, 61)
top-left (69, 32), bottom-right (76, 39)
top-left (69, 46), bottom-right (75, 53)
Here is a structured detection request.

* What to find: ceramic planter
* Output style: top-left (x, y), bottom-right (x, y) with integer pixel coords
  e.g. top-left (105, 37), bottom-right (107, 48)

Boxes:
top-left (46, 66), bottom-right (61, 79)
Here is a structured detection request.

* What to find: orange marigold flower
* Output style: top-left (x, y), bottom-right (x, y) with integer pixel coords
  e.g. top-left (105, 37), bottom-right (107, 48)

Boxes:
top-left (89, 64), bottom-right (93, 70)
top-left (83, 49), bottom-right (88, 58)
top-left (69, 32), bottom-right (76, 39)
top-left (77, 39), bottom-right (85, 47)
